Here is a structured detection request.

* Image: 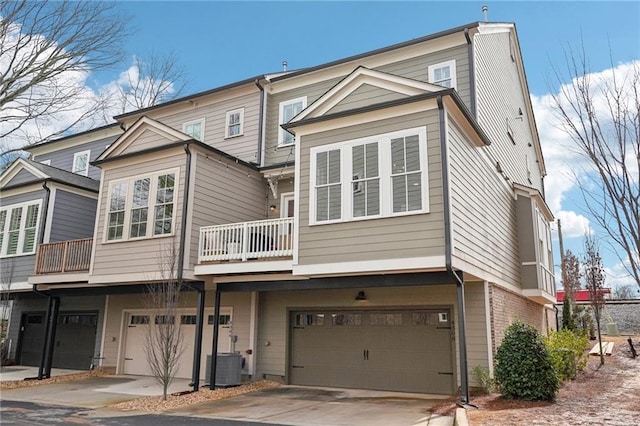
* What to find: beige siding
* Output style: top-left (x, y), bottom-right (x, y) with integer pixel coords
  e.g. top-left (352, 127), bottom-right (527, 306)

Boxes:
top-left (376, 45), bottom-right (471, 108)
top-left (474, 31), bottom-right (544, 191)
top-left (264, 76), bottom-right (343, 166)
top-left (463, 281), bottom-right (491, 384)
top-left (91, 149), bottom-right (186, 279)
top-left (187, 150), bottom-right (268, 270)
top-left (120, 128), bottom-right (170, 155)
top-left (141, 86), bottom-right (261, 164)
top-left (326, 84), bottom-right (409, 115)
top-left (448, 119), bottom-right (522, 288)
top-left (266, 178), bottom-right (294, 220)
top-left (297, 111), bottom-right (444, 266)
top-left (256, 285), bottom-right (458, 380)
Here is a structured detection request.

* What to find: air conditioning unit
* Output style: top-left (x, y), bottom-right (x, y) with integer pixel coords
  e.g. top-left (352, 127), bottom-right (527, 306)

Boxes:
top-left (205, 353), bottom-right (242, 387)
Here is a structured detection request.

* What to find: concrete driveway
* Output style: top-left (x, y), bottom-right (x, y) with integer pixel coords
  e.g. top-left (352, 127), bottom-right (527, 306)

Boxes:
top-left (1, 366), bottom-right (454, 425)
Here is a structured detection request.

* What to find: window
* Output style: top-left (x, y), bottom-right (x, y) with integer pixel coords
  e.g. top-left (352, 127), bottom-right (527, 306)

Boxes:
top-left (309, 127), bottom-right (428, 224)
top-left (105, 169), bottom-right (178, 241)
top-left (0, 200), bottom-right (41, 257)
top-left (207, 314), bottom-right (231, 325)
top-left (183, 119), bottom-right (204, 141)
top-left (278, 97), bottom-right (307, 146)
top-left (72, 150), bottom-right (90, 176)
top-left (181, 315), bottom-right (197, 325)
top-left (40, 160), bottom-right (51, 166)
top-left (428, 60), bottom-right (456, 89)
top-left (130, 315), bottom-right (150, 325)
top-left (225, 108), bottom-right (244, 138)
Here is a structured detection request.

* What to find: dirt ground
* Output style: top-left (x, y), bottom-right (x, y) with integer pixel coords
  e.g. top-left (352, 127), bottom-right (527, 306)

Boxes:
top-left (433, 335), bottom-right (640, 425)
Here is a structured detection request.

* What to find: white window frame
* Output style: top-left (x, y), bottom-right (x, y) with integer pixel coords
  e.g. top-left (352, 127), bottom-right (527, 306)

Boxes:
top-left (72, 150), bottom-right (91, 176)
top-left (428, 60), bottom-right (457, 89)
top-left (309, 126), bottom-right (428, 225)
top-left (225, 108), bottom-right (245, 139)
top-left (0, 200), bottom-right (42, 257)
top-left (104, 168), bottom-right (179, 242)
top-left (183, 118), bottom-right (205, 142)
top-left (278, 97), bottom-right (307, 147)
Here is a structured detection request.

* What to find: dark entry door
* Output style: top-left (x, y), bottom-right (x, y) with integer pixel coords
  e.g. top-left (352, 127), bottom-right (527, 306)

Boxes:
top-left (18, 313), bottom-right (46, 366)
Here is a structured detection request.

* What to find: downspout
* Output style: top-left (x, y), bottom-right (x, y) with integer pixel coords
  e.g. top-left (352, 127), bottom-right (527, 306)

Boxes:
top-left (464, 27), bottom-right (477, 118)
top-left (254, 78), bottom-right (265, 166)
top-left (39, 181), bottom-right (51, 245)
top-left (179, 143), bottom-right (203, 392)
top-left (437, 95), bottom-right (470, 406)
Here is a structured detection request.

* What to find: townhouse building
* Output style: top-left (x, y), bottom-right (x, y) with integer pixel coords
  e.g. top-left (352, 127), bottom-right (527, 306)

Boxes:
top-left (0, 21), bottom-right (556, 400)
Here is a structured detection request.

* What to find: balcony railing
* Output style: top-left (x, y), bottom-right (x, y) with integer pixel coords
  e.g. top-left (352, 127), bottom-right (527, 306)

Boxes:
top-left (34, 238), bottom-right (93, 274)
top-left (199, 217), bottom-right (294, 263)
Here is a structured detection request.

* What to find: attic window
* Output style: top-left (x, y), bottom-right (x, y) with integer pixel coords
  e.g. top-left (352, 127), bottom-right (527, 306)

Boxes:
top-left (183, 118), bottom-right (204, 141)
top-left (428, 60), bottom-right (456, 89)
top-left (225, 108), bottom-right (244, 138)
top-left (279, 97), bottom-right (306, 146)
top-left (73, 150), bottom-right (90, 176)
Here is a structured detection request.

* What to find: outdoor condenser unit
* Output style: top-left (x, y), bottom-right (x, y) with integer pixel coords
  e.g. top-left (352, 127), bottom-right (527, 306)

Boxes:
top-left (205, 353), bottom-right (242, 387)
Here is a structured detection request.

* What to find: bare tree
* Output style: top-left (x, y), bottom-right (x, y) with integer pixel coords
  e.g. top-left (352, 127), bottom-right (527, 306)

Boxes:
top-left (107, 51), bottom-right (186, 116)
top-left (0, 1), bottom-right (129, 149)
top-left (143, 241), bottom-right (185, 400)
top-left (550, 50), bottom-right (640, 292)
top-left (0, 259), bottom-right (15, 365)
top-left (612, 284), bottom-right (639, 300)
top-left (584, 235), bottom-right (606, 366)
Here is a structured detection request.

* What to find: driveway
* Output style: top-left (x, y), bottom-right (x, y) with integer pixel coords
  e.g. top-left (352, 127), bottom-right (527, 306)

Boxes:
top-left (1, 367), bottom-right (454, 425)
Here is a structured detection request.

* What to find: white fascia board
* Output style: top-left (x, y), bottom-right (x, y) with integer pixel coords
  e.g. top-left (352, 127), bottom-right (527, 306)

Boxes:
top-left (27, 126), bottom-right (122, 157)
top-left (522, 288), bottom-right (557, 305)
top-left (29, 273), bottom-right (90, 285)
top-left (0, 158), bottom-right (48, 186)
top-left (292, 256), bottom-right (446, 277)
top-left (194, 260), bottom-right (294, 276)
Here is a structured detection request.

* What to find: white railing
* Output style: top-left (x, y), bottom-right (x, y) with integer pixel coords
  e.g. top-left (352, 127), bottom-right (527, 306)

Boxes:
top-left (199, 217), bottom-right (294, 263)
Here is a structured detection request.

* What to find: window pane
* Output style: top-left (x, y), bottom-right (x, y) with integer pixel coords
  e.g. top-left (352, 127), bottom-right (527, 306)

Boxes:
top-left (328, 150), bottom-right (340, 183)
top-left (73, 153), bottom-right (89, 175)
top-left (392, 175), bottom-right (407, 213)
top-left (185, 122), bottom-right (202, 141)
top-left (316, 187), bottom-right (328, 221)
top-left (405, 135), bottom-right (420, 172)
top-left (365, 143), bottom-right (378, 178)
top-left (407, 173), bottom-right (422, 211)
top-left (366, 180), bottom-right (380, 215)
top-left (108, 183), bottom-right (127, 241)
top-left (22, 204), bottom-right (38, 252)
top-left (0, 210), bottom-right (6, 252)
top-left (391, 138), bottom-right (405, 173)
top-left (316, 152), bottom-right (327, 184)
top-left (328, 185), bottom-right (341, 220)
top-left (7, 207), bottom-right (22, 255)
top-left (132, 178), bottom-right (150, 208)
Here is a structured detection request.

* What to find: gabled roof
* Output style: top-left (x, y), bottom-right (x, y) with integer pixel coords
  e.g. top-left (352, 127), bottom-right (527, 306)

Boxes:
top-left (95, 116), bottom-right (191, 163)
top-left (291, 66), bottom-right (445, 123)
top-left (0, 158), bottom-right (99, 192)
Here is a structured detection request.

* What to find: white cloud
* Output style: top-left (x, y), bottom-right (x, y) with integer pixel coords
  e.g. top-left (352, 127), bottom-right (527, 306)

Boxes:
top-left (552, 210), bottom-right (593, 239)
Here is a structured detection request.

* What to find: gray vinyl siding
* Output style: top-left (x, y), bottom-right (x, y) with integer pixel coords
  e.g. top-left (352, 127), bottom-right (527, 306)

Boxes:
top-left (1, 191), bottom-right (47, 283)
top-left (187, 150), bottom-right (267, 271)
top-left (31, 135), bottom-right (118, 181)
top-left (297, 110), bottom-right (444, 266)
top-left (473, 31), bottom-right (544, 191)
top-left (326, 84), bottom-right (409, 115)
top-left (49, 190), bottom-right (97, 242)
top-left (5, 294), bottom-right (105, 362)
top-left (147, 87), bottom-right (262, 164)
top-left (463, 281), bottom-right (490, 384)
top-left (448, 120), bottom-right (522, 287)
top-left (375, 44), bottom-right (471, 109)
top-left (5, 169), bottom-right (39, 186)
top-left (264, 76), bottom-right (343, 166)
top-left (120, 129), bottom-right (162, 155)
top-left (256, 285), bottom-right (458, 382)
top-left (91, 149), bottom-right (186, 278)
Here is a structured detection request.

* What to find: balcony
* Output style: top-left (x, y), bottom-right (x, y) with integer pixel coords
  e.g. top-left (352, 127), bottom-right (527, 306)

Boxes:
top-left (34, 238), bottom-right (93, 275)
top-left (199, 217), bottom-right (294, 263)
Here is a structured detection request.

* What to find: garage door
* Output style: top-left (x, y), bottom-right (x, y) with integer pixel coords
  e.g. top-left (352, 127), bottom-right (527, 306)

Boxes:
top-left (18, 312), bottom-right (98, 370)
top-left (290, 308), bottom-right (454, 394)
top-left (123, 308), bottom-right (232, 379)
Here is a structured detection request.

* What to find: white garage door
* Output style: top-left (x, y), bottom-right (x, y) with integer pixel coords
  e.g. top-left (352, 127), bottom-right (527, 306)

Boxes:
top-left (290, 308), bottom-right (455, 394)
top-left (123, 308), bottom-right (233, 379)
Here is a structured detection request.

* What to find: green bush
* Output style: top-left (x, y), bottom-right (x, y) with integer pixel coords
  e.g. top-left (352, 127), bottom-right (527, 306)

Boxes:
top-left (471, 365), bottom-right (495, 394)
top-left (546, 329), bottom-right (590, 381)
top-left (494, 320), bottom-right (559, 401)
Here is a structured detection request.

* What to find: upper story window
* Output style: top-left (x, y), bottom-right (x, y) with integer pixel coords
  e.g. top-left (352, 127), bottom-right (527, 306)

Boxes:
top-left (106, 169), bottom-right (178, 242)
top-left (72, 150), bottom-right (90, 176)
top-left (428, 60), bottom-right (456, 89)
top-left (225, 108), bottom-right (244, 138)
top-left (279, 97), bottom-right (307, 147)
top-left (183, 119), bottom-right (204, 142)
top-left (309, 127), bottom-right (428, 225)
top-left (0, 200), bottom-right (41, 257)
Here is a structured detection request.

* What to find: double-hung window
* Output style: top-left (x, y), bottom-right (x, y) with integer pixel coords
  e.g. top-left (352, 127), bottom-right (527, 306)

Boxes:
top-left (428, 60), bottom-right (456, 89)
top-left (279, 97), bottom-right (307, 146)
top-left (310, 127), bottom-right (428, 225)
top-left (0, 200), bottom-right (41, 257)
top-left (106, 169), bottom-right (178, 241)
top-left (183, 119), bottom-right (204, 141)
top-left (73, 150), bottom-right (90, 176)
top-left (225, 108), bottom-right (244, 138)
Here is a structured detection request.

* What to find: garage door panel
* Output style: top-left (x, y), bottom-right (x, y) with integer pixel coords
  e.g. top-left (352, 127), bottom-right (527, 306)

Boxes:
top-left (290, 308), bottom-right (454, 394)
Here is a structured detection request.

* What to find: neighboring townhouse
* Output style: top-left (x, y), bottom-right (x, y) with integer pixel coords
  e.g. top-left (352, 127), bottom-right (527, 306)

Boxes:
top-left (0, 124), bottom-right (121, 372)
top-left (1, 21), bottom-right (555, 400)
